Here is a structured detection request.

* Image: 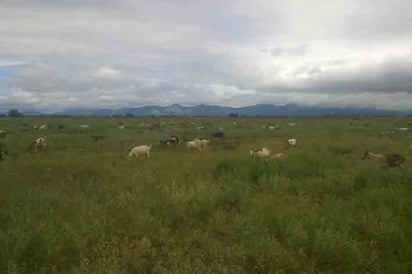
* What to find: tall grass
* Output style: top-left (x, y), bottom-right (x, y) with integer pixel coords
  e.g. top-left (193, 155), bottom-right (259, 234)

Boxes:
top-left (0, 117), bottom-right (411, 273)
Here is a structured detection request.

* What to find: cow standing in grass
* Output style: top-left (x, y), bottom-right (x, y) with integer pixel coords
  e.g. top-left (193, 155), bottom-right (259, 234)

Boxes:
top-left (28, 137), bottom-right (47, 152)
top-left (160, 135), bottom-right (180, 146)
top-left (187, 139), bottom-right (209, 152)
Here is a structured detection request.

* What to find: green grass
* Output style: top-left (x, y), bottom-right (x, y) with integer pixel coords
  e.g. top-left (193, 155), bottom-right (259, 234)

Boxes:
top-left (0, 116), bottom-right (411, 273)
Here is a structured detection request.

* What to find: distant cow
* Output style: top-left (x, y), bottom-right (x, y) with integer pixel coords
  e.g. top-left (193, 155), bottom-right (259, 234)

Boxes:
top-left (250, 148), bottom-right (271, 159)
top-left (160, 135), bottom-right (180, 146)
top-left (362, 151), bottom-right (406, 168)
top-left (57, 125), bottom-right (65, 130)
top-left (39, 124), bottom-right (47, 130)
top-left (79, 125), bottom-right (90, 131)
top-left (0, 130), bottom-right (6, 138)
top-left (29, 137), bottom-right (47, 152)
top-left (129, 145), bottom-right (152, 158)
top-left (211, 131), bottom-right (224, 138)
top-left (287, 138), bottom-right (297, 147)
top-left (187, 139), bottom-right (209, 152)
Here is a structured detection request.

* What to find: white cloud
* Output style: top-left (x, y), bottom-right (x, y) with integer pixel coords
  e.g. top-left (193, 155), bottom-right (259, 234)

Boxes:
top-left (93, 66), bottom-right (122, 81)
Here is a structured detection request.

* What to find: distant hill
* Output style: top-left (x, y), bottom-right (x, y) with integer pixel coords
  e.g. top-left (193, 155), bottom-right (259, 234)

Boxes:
top-left (19, 104), bottom-right (408, 116)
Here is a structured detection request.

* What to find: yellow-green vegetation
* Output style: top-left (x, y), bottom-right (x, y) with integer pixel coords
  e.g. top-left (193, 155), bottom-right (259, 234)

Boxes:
top-left (0, 117), bottom-right (411, 273)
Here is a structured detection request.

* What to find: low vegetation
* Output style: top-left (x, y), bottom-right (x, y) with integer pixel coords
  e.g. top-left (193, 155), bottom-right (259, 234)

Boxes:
top-left (0, 117), bottom-right (411, 273)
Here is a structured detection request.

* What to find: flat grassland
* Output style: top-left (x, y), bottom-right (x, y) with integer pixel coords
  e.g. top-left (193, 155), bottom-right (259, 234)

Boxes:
top-left (0, 117), bottom-right (411, 273)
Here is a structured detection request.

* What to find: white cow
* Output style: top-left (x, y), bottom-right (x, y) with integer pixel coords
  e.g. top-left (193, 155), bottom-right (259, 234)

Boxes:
top-left (129, 145), bottom-right (152, 158)
top-left (39, 124), bottom-right (47, 130)
top-left (79, 125), bottom-right (90, 131)
top-left (119, 125), bottom-right (125, 129)
top-left (187, 139), bottom-right (209, 152)
top-left (287, 138), bottom-right (297, 147)
top-left (249, 148), bottom-right (271, 159)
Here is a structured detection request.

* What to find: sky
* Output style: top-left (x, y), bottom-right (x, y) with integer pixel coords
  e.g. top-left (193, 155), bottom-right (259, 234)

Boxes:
top-left (0, 0), bottom-right (411, 111)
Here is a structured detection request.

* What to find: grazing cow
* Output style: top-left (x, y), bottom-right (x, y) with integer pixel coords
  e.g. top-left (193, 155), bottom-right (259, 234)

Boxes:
top-left (211, 131), bottom-right (224, 138)
top-left (39, 124), bottom-right (47, 130)
top-left (0, 130), bottom-right (6, 138)
top-left (250, 148), bottom-right (271, 159)
top-left (29, 137), bottom-right (47, 152)
top-left (129, 145), bottom-right (152, 158)
top-left (119, 124), bottom-right (125, 129)
top-left (197, 126), bottom-right (206, 130)
top-left (79, 125), bottom-right (90, 131)
top-left (160, 135), bottom-right (180, 146)
top-left (33, 125), bottom-right (39, 130)
top-left (362, 151), bottom-right (406, 167)
top-left (287, 138), bottom-right (297, 147)
top-left (397, 127), bottom-right (408, 131)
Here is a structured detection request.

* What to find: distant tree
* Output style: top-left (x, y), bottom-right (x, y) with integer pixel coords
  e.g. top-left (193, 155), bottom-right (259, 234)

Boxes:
top-left (8, 109), bottom-right (22, 117)
top-left (228, 112), bottom-right (239, 117)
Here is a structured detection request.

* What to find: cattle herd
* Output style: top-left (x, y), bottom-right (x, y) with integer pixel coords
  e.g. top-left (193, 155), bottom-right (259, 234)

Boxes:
top-left (0, 121), bottom-right (409, 168)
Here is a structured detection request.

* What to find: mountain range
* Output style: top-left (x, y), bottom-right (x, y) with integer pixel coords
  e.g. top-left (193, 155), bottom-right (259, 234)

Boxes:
top-left (42, 104), bottom-right (409, 117)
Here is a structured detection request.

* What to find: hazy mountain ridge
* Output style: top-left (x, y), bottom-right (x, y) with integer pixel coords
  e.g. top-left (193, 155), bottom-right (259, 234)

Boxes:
top-left (32, 104), bottom-right (409, 116)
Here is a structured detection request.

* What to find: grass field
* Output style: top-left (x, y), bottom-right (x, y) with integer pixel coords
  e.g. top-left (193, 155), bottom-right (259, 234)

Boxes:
top-left (0, 116), bottom-right (411, 273)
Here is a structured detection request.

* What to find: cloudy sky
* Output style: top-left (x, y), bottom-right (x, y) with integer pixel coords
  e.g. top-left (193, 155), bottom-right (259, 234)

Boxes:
top-left (0, 0), bottom-right (411, 111)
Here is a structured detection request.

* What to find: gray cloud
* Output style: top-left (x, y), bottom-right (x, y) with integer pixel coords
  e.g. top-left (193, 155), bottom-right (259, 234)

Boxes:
top-left (0, 0), bottom-right (411, 111)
